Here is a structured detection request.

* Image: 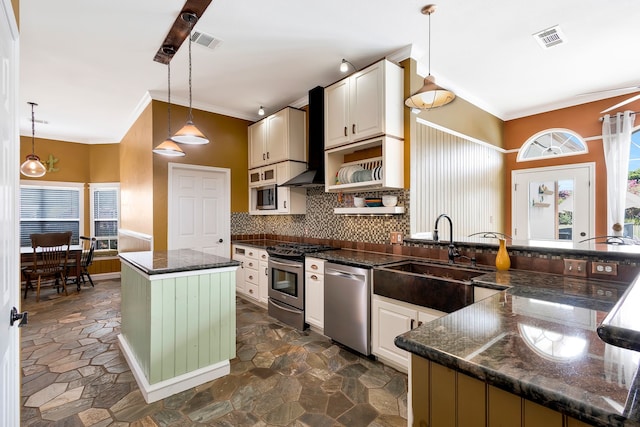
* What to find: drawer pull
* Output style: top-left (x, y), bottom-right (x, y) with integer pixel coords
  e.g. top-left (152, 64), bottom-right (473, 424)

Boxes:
top-left (310, 274), bottom-right (318, 280)
top-left (311, 264), bottom-right (318, 270)
top-left (261, 254), bottom-right (267, 259)
top-left (352, 123), bottom-right (356, 134)
top-left (249, 289), bottom-right (254, 294)
top-left (248, 275), bottom-right (254, 280)
top-left (248, 262), bottom-right (254, 267)
top-left (344, 126), bottom-right (347, 137)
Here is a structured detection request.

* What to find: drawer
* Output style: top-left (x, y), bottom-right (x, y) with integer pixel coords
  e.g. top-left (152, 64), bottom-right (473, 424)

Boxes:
top-left (305, 257), bottom-right (325, 274)
top-left (245, 259), bottom-right (259, 270)
top-left (245, 282), bottom-right (259, 299)
top-left (245, 268), bottom-right (259, 285)
top-left (245, 248), bottom-right (268, 262)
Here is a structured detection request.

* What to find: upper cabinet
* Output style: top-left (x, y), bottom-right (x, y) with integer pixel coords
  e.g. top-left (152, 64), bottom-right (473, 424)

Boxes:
top-left (324, 59), bottom-right (404, 149)
top-left (249, 107), bottom-right (306, 169)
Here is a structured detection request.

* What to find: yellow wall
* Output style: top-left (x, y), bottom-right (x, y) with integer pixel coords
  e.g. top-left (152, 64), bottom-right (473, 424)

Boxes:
top-left (119, 103), bottom-right (154, 236)
top-left (20, 136), bottom-right (119, 235)
top-left (11, 0), bottom-right (18, 28)
top-left (151, 100), bottom-right (251, 249)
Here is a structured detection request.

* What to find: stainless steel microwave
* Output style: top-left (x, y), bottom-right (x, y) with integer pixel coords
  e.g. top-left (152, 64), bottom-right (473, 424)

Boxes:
top-left (256, 185), bottom-right (277, 210)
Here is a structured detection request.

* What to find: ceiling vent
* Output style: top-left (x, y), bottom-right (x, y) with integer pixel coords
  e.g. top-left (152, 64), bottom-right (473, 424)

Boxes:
top-left (191, 30), bottom-right (222, 49)
top-left (533, 25), bottom-right (566, 49)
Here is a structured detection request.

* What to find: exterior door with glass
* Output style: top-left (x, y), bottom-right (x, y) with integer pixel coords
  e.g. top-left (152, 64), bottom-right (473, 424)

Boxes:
top-left (512, 163), bottom-right (594, 243)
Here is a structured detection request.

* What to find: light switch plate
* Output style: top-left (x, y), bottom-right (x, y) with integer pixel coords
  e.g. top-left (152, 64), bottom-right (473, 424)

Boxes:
top-left (563, 259), bottom-right (588, 277)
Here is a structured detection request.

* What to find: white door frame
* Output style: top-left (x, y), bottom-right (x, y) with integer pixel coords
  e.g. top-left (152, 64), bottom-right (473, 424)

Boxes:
top-left (1, 0), bottom-right (21, 423)
top-left (512, 162), bottom-right (595, 243)
top-left (167, 163), bottom-right (231, 256)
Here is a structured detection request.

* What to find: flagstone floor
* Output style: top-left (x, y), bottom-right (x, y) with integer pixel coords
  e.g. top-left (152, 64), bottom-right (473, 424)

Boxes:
top-left (20, 279), bottom-right (408, 426)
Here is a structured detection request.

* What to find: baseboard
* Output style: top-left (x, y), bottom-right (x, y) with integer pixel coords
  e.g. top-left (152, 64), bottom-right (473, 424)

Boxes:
top-left (117, 334), bottom-right (230, 403)
top-left (93, 272), bottom-right (120, 280)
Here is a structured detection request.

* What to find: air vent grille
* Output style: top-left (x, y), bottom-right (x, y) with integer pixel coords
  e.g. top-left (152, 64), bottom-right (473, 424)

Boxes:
top-left (533, 25), bottom-right (566, 49)
top-left (191, 30), bottom-right (222, 49)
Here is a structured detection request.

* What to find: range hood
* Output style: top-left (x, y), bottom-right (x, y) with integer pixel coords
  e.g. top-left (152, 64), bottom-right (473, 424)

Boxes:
top-left (280, 86), bottom-right (325, 187)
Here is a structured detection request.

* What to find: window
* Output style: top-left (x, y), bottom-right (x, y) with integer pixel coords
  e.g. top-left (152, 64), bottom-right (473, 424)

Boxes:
top-left (20, 181), bottom-right (84, 248)
top-left (90, 183), bottom-right (120, 251)
top-left (517, 129), bottom-right (588, 162)
top-left (625, 129), bottom-right (640, 239)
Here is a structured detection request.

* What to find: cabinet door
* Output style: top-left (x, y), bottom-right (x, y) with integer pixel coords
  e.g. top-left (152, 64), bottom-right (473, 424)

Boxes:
top-left (232, 247), bottom-right (246, 293)
top-left (276, 162), bottom-right (290, 213)
top-left (266, 110), bottom-right (287, 163)
top-left (249, 120), bottom-right (267, 168)
top-left (324, 79), bottom-right (350, 148)
top-left (259, 260), bottom-right (269, 304)
top-left (351, 62), bottom-right (384, 142)
top-left (305, 271), bottom-right (324, 328)
top-left (372, 297), bottom-right (416, 369)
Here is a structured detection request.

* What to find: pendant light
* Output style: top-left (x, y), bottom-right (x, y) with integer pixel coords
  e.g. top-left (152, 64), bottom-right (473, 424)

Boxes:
top-left (154, 49), bottom-right (186, 157)
top-left (20, 102), bottom-right (47, 178)
top-left (172, 12), bottom-right (209, 145)
top-left (405, 4), bottom-right (455, 110)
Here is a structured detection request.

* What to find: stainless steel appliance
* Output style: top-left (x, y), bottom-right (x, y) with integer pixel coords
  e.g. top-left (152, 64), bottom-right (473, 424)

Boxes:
top-left (324, 262), bottom-right (372, 355)
top-left (267, 243), bottom-right (333, 330)
top-left (255, 185), bottom-right (277, 210)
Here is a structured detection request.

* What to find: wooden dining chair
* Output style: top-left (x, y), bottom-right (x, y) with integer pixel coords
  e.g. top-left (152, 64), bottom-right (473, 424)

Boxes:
top-left (22, 231), bottom-right (72, 302)
top-left (66, 236), bottom-right (97, 290)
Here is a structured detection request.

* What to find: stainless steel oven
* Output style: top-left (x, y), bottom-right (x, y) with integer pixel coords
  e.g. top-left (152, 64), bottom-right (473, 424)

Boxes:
top-left (268, 257), bottom-right (305, 330)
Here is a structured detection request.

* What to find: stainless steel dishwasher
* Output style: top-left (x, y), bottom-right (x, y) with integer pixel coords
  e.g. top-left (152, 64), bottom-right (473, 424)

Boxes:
top-left (324, 262), bottom-right (372, 355)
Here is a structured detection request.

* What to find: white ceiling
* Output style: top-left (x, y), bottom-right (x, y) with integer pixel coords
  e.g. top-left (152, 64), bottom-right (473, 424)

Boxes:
top-left (19, 0), bottom-right (640, 144)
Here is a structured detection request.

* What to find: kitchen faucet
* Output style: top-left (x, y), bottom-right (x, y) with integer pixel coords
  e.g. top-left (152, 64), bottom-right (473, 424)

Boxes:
top-left (434, 213), bottom-right (460, 264)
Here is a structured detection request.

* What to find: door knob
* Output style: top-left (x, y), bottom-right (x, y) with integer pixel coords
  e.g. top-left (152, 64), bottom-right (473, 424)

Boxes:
top-left (10, 307), bottom-right (28, 327)
top-left (218, 238), bottom-right (223, 243)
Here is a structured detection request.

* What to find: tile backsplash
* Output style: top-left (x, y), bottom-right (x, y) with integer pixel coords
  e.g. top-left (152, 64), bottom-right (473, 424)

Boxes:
top-left (231, 187), bottom-right (410, 245)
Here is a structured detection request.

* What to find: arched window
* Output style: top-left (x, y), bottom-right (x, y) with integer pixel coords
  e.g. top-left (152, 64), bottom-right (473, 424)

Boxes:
top-left (517, 128), bottom-right (588, 162)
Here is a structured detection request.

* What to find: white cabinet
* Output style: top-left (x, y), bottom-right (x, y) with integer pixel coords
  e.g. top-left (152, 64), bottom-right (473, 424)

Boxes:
top-left (248, 107), bottom-right (306, 169)
top-left (324, 59), bottom-right (404, 149)
top-left (305, 257), bottom-right (325, 330)
top-left (248, 165), bottom-right (277, 188)
top-left (232, 244), bottom-right (268, 304)
top-left (372, 295), bottom-right (446, 372)
top-left (325, 136), bottom-right (404, 193)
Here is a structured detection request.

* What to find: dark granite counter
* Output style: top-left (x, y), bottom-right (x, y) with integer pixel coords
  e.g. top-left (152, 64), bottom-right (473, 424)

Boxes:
top-left (309, 249), bottom-right (407, 268)
top-left (598, 276), bottom-right (640, 353)
top-left (119, 249), bottom-right (239, 275)
top-left (396, 273), bottom-right (640, 427)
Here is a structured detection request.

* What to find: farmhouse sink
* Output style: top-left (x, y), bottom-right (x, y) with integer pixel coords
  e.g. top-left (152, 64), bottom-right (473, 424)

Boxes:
top-left (373, 261), bottom-right (487, 313)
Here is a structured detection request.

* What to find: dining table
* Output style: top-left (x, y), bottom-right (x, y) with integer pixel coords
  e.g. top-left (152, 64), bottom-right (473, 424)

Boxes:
top-left (20, 245), bottom-right (83, 292)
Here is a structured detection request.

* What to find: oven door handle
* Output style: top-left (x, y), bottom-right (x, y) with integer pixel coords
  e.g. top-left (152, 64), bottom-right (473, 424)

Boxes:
top-left (269, 259), bottom-right (303, 269)
top-left (325, 268), bottom-right (364, 281)
top-left (269, 298), bottom-right (302, 314)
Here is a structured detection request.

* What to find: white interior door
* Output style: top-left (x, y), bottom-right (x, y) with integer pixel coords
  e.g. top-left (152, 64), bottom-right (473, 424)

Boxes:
top-left (0, 1), bottom-right (21, 423)
top-left (512, 163), bottom-right (595, 243)
top-left (168, 164), bottom-right (231, 257)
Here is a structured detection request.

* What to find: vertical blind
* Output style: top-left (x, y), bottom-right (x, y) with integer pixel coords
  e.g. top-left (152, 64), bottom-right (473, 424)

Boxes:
top-left (411, 123), bottom-right (505, 240)
top-left (20, 186), bottom-right (81, 247)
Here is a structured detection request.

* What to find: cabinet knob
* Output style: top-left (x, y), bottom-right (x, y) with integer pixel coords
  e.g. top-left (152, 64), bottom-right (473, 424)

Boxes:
top-left (310, 274), bottom-right (318, 280)
top-left (248, 252), bottom-right (253, 256)
top-left (311, 264), bottom-right (318, 270)
top-left (248, 262), bottom-right (254, 267)
top-left (261, 254), bottom-right (267, 259)
top-left (248, 275), bottom-right (253, 280)
top-left (249, 288), bottom-right (254, 294)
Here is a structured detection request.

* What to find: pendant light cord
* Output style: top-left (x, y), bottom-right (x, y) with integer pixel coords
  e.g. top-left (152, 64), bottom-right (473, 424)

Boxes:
top-left (187, 21), bottom-right (193, 122)
top-left (167, 62), bottom-right (172, 135)
top-left (29, 102), bottom-right (37, 153)
top-left (428, 10), bottom-right (431, 76)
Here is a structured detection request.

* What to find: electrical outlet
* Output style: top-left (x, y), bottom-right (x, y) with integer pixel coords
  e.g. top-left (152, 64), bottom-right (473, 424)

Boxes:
top-left (591, 261), bottom-right (618, 276)
top-left (390, 232), bottom-right (403, 244)
top-left (563, 259), bottom-right (587, 277)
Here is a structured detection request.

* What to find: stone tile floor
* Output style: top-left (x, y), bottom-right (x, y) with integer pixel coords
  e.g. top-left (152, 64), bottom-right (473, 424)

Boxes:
top-left (20, 279), bottom-right (408, 426)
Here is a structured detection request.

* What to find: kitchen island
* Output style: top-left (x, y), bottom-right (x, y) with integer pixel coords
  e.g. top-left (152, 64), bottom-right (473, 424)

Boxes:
top-left (118, 249), bottom-right (239, 403)
top-left (396, 270), bottom-right (640, 427)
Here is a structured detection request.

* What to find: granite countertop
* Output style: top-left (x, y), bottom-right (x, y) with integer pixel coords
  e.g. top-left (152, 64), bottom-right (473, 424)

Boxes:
top-left (232, 239), bottom-right (286, 249)
top-left (598, 276), bottom-right (640, 353)
top-left (308, 249), bottom-right (407, 268)
top-left (396, 272), bottom-right (640, 427)
top-left (119, 249), bottom-right (239, 275)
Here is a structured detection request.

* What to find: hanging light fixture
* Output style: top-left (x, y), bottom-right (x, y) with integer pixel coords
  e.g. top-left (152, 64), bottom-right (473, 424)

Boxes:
top-left (172, 12), bottom-right (209, 145)
top-left (405, 4), bottom-right (455, 110)
top-left (20, 102), bottom-right (47, 178)
top-left (258, 106), bottom-right (265, 116)
top-left (154, 48), bottom-right (186, 157)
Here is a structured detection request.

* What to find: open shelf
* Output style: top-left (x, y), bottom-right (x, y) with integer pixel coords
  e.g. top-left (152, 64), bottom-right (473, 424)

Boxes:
top-left (333, 206), bottom-right (405, 215)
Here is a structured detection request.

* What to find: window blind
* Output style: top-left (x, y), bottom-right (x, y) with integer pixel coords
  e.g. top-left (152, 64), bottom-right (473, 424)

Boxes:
top-left (20, 186), bottom-right (80, 247)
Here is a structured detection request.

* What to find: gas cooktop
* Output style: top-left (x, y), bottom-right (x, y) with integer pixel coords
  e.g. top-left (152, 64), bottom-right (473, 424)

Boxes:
top-left (266, 243), bottom-right (335, 260)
